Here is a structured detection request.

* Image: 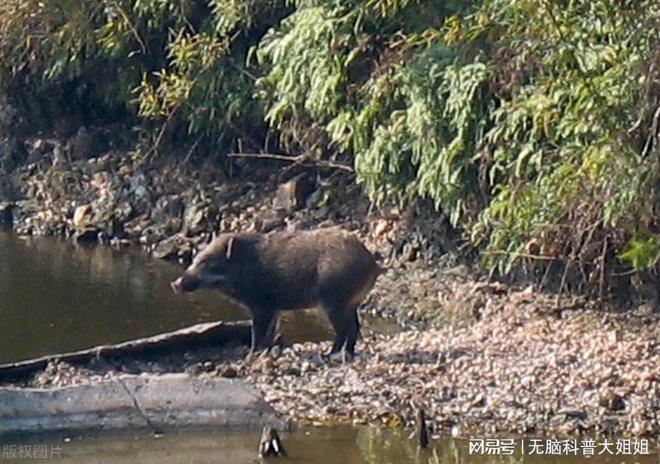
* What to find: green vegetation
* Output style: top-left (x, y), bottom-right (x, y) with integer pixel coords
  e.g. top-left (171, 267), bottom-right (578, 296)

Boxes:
top-left (1, 0), bottom-right (659, 290)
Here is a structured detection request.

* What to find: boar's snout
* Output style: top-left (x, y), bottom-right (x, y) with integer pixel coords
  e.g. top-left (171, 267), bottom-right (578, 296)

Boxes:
top-left (170, 278), bottom-right (184, 294)
top-left (170, 273), bottom-right (200, 294)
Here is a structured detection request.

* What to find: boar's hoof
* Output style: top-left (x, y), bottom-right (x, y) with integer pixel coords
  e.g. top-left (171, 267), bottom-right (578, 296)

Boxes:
top-left (170, 278), bottom-right (184, 294)
top-left (326, 350), bottom-right (354, 364)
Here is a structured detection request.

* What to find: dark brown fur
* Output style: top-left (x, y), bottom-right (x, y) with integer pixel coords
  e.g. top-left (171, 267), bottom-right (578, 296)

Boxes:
top-left (171, 228), bottom-right (382, 355)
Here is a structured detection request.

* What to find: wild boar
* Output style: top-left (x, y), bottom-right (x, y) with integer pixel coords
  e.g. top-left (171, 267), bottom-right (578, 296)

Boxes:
top-left (171, 228), bottom-right (382, 356)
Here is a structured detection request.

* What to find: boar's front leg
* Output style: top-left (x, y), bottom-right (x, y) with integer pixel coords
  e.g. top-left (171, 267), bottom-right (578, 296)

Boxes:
top-left (249, 309), bottom-right (278, 354)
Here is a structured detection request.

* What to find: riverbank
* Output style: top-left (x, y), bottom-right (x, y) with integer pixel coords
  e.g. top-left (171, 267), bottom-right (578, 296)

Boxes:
top-left (230, 286), bottom-right (659, 438)
top-left (0, 133), bottom-right (658, 439)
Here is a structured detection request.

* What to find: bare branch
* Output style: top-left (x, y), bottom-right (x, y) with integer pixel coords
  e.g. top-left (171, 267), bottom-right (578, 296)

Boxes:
top-left (228, 152), bottom-right (354, 172)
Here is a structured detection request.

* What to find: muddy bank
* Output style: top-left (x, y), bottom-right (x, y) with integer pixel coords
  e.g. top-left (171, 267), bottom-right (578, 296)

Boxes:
top-left (213, 284), bottom-right (659, 438)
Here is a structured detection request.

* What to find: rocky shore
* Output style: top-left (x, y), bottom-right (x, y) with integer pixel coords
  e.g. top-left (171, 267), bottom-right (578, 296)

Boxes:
top-left (228, 284), bottom-right (659, 438)
top-left (1, 130), bottom-right (658, 440)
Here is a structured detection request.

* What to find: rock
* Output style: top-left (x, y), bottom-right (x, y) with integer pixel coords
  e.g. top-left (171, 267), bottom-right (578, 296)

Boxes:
top-left (153, 195), bottom-right (184, 221)
top-left (73, 204), bottom-right (93, 228)
top-left (274, 174), bottom-right (315, 213)
top-left (0, 102), bottom-right (20, 137)
top-left (152, 235), bottom-right (186, 260)
top-left (599, 392), bottom-right (626, 411)
top-left (0, 202), bottom-right (13, 229)
top-left (66, 127), bottom-right (96, 160)
top-left (73, 227), bottom-right (99, 244)
top-left (183, 203), bottom-right (207, 235)
top-left (114, 200), bottom-right (134, 222)
top-left (218, 366), bottom-right (238, 378)
top-left (128, 172), bottom-right (151, 210)
top-left (90, 171), bottom-right (115, 200)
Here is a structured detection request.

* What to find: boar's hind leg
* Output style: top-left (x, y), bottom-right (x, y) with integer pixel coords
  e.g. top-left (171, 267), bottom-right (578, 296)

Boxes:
top-left (250, 310), bottom-right (277, 353)
top-left (324, 304), bottom-right (360, 356)
top-left (344, 311), bottom-right (360, 356)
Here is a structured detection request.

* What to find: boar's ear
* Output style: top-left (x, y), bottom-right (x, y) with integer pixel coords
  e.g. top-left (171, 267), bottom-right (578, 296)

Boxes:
top-left (225, 235), bottom-right (237, 260)
top-left (225, 234), bottom-right (252, 261)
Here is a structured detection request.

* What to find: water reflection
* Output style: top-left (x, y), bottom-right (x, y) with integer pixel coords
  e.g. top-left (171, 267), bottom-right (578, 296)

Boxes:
top-left (15, 427), bottom-right (658, 464)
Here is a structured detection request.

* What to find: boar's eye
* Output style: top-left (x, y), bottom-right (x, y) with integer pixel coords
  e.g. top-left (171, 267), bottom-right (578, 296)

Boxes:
top-left (200, 258), bottom-right (225, 274)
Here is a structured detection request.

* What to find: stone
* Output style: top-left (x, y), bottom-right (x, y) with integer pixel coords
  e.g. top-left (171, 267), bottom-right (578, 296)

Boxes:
top-left (73, 227), bottom-right (99, 244)
top-left (153, 235), bottom-right (186, 260)
top-left (274, 174), bottom-right (315, 213)
top-left (0, 202), bottom-right (13, 229)
top-left (67, 127), bottom-right (95, 160)
top-left (72, 204), bottom-right (92, 228)
top-left (183, 203), bottom-right (206, 235)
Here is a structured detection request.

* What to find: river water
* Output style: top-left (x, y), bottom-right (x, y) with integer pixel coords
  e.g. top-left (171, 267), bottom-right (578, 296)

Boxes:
top-left (0, 233), bottom-right (656, 463)
top-left (12, 427), bottom-right (658, 464)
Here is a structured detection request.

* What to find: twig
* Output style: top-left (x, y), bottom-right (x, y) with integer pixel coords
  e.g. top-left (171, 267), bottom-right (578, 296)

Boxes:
top-left (113, 2), bottom-right (147, 55)
top-left (556, 259), bottom-right (571, 309)
top-left (540, 260), bottom-right (553, 290)
top-left (141, 107), bottom-right (179, 165)
top-left (481, 250), bottom-right (558, 261)
top-left (228, 152), bottom-right (354, 172)
top-left (641, 103), bottom-right (660, 158)
top-left (599, 237), bottom-right (608, 300)
top-left (181, 134), bottom-right (203, 165)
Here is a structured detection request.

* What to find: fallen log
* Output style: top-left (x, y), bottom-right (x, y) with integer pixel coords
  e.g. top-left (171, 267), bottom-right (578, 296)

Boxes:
top-left (0, 321), bottom-right (289, 439)
top-left (0, 320), bottom-right (252, 384)
top-left (0, 373), bottom-right (284, 439)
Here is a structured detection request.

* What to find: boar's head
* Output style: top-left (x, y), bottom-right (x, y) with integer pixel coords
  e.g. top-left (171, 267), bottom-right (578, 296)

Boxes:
top-left (170, 233), bottom-right (248, 294)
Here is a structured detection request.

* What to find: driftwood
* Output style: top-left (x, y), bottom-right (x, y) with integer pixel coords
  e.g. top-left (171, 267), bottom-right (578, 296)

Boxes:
top-left (0, 320), bottom-right (252, 384)
top-left (0, 373), bottom-right (283, 439)
top-left (259, 426), bottom-right (287, 458)
top-left (415, 407), bottom-right (430, 449)
top-left (0, 320), bottom-right (285, 438)
top-left (228, 152), bottom-right (354, 173)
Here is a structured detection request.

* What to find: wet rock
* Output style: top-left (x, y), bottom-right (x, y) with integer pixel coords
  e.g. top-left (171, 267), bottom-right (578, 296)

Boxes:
top-left (0, 202), bottom-right (13, 229)
top-left (73, 204), bottom-right (93, 228)
top-left (73, 227), bottom-right (100, 244)
top-left (152, 234), bottom-right (189, 260)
